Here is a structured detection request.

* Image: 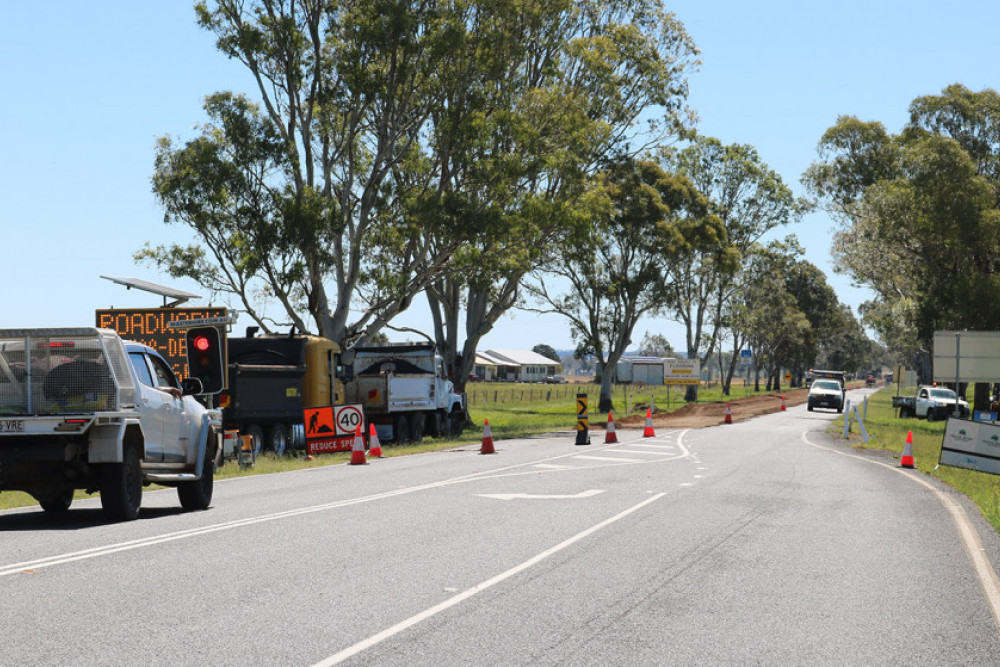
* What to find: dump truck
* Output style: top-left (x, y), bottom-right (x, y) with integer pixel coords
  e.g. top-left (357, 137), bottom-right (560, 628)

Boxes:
top-left (345, 342), bottom-right (465, 443)
top-left (0, 327), bottom-right (221, 520)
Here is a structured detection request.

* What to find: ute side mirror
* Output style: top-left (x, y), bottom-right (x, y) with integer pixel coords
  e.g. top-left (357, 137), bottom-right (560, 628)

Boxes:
top-left (181, 377), bottom-right (204, 396)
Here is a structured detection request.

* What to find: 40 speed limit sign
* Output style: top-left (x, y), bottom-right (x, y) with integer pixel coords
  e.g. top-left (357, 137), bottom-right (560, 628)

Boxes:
top-left (303, 403), bottom-right (366, 454)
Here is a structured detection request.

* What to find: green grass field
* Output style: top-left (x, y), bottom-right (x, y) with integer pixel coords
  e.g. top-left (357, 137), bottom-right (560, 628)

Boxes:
top-left (4, 382), bottom-right (1000, 533)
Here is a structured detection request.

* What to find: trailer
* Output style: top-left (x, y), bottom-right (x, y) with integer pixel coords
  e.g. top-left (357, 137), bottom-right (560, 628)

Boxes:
top-left (218, 335), bottom-right (345, 455)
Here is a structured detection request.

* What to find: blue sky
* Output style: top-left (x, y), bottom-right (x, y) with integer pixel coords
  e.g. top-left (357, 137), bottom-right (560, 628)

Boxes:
top-left (2, 2), bottom-right (999, 353)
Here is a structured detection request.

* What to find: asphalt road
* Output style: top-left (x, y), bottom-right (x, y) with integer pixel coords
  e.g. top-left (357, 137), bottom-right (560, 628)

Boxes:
top-left (2, 387), bottom-right (1000, 666)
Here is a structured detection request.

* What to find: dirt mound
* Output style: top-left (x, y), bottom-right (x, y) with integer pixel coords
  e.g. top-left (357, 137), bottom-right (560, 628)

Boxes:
top-left (615, 389), bottom-right (808, 429)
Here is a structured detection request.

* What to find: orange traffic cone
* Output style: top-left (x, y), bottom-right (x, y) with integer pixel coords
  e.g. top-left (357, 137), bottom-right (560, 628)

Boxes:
top-left (643, 408), bottom-right (655, 438)
top-left (724, 403), bottom-right (733, 424)
top-left (368, 423), bottom-right (382, 458)
top-left (605, 412), bottom-right (618, 444)
top-left (349, 425), bottom-right (367, 465)
top-left (480, 419), bottom-right (496, 454)
top-left (900, 431), bottom-right (915, 468)
top-left (780, 395), bottom-right (787, 411)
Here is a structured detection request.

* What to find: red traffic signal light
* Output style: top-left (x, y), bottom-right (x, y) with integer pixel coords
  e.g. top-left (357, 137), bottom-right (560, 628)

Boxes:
top-left (185, 326), bottom-right (225, 394)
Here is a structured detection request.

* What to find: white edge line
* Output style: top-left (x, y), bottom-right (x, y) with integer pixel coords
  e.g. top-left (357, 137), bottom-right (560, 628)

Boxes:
top-left (800, 430), bottom-right (1000, 630)
top-left (311, 492), bottom-right (668, 666)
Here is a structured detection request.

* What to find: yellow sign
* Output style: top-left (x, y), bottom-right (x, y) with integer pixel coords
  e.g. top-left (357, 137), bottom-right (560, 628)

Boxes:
top-left (664, 359), bottom-right (700, 385)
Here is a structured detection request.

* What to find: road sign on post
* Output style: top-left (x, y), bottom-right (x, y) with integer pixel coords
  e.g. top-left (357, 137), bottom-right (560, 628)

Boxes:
top-left (575, 393), bottom-right (590, 446)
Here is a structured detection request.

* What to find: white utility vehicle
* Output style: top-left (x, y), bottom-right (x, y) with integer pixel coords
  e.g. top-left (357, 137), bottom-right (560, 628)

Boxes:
top-left (892, 385), bottom-right (970, 421)
top-left (807, 379), bottom-right (845, 413)
top-left (0, 328), bottom-right (221, 520)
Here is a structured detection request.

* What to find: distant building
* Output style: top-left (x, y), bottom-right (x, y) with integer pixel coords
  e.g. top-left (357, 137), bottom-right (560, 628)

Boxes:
top-left (615, 356), bottom-right (666, 385)
top-left (472, 349), bottom-right (562, 382)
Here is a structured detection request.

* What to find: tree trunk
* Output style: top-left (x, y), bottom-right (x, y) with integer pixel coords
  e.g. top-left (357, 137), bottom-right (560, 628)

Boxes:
top-left (598, 362), bottom-right (615, 413)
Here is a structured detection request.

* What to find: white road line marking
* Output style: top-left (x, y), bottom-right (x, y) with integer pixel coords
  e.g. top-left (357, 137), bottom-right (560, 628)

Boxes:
top-left (573, 455), bottom-right (647, 464)
top-left (476, 489), bottom-right (605, 501)
top-left (533, 463), bottom-right (571, 470)
top-left (801, 431), bottom-right (1000, 631)
top-left (311, 493), bottom-right (667, 666)
top-left (612, 449), bottom-right (675, 456)
top-left (620, 443), bottom-right (675, 449)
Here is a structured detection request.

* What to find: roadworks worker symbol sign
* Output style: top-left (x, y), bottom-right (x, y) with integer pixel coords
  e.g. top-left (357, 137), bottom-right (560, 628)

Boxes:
top-left (305, 407), bottom-right (336, 438)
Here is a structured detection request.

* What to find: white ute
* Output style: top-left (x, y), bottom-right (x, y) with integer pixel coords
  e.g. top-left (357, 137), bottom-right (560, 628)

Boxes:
top-left (0, 328), bottom-right (221, 520)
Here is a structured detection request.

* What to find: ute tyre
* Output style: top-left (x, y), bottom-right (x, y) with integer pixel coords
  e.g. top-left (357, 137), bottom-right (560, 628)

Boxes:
top-left (246, 423), bottom-right (265, 457)
top-left (926, 408), bottom-right (936, 422)
top-left (101, 445), bottom-right (142, 521)
top-left (178, 445), bottom-right (214, 511)
top-left (268, 423), bottom-right (289, 456)
top-left (39, 489), bottom-right (74, 513)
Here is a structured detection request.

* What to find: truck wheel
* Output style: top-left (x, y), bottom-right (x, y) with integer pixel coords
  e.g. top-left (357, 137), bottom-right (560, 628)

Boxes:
top-left (448, 409), bottom-right (464, 438)
top-left (268, 423), bottom-right (289, 456)
top-left (245, 424), bottom-right (265, 457)
top-left (427, 411), bottom-right (446, 438)
top-left (178, 445), bottom-right (214, 511)
top-left (927, 408), bottom-right (936, 422)
top-left (409, 413), bottom-right (425, 444)
top-left (101, 445), bottom-right (142, 521)
top-left (39, 489), bottom-right (73, 513)
top-left (393, 414), bottom-right (410, 444)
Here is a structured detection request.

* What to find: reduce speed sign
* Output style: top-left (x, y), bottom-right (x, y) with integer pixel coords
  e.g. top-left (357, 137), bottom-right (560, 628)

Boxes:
top-left (304, 403), bottom-right (366, 454)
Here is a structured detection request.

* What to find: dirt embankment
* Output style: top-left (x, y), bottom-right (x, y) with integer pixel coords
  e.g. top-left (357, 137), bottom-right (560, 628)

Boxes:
top-left (614, 389), bottom-right (809, 429)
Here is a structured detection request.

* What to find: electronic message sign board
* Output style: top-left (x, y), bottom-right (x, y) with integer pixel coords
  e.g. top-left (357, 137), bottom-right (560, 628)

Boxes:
top-left (95, 307), bottom-right (228, 380)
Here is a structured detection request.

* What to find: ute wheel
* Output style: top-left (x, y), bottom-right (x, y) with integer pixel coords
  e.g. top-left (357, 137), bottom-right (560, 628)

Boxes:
top-left (926, 408), bottom-right (936, 422)
top-left (101, 445), bottom-right (142, 521)
top-left (268, 423), bottom-right (289, 456)
top-left (39, 489), bottom-right (74, 513)
top-left (178, 443), bottom-right (214, 511)
top-left (245, 423), bottom-right (265, 457)
top-left (807, 403), bottom-right (814, 412)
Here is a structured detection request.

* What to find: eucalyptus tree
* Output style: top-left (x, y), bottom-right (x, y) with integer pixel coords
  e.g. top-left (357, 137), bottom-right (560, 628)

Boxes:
top-left (148, 0), bottom-right (700, 370)
top-left (804, 85), bottom-right (1000, 353)
top-left (417, 0), bottom-right (699, 391)
top-left (525, 157), bottom-right (725, 412)
top-left (148, 0), bottom-right (534, 347)
top-left (658, 136), bottom-right (804, 399)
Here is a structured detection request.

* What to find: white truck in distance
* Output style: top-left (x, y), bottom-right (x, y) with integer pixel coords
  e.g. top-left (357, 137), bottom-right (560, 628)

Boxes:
top-left (345, 343), bottom-right (465, 443)
top-left (0, 328), bottom-right (221, 520)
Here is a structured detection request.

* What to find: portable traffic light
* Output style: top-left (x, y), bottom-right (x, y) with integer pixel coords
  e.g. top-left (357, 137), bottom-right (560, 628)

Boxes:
top-left (185, 326), bottom-right (225, 394)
